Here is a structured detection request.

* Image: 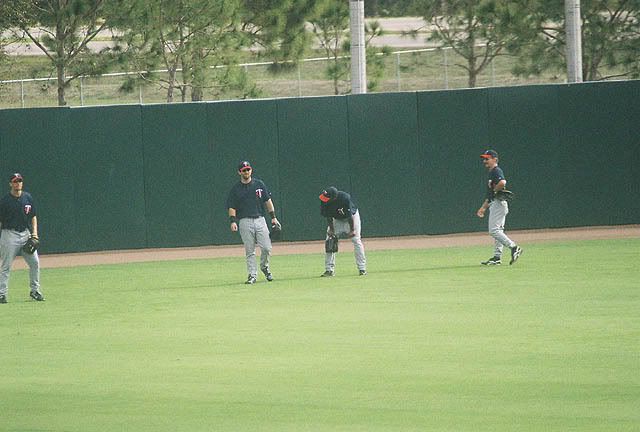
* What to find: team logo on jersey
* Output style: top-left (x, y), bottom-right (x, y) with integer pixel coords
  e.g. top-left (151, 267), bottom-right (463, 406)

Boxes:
top-left (24, 205), bottom-right (32, 214)
top-left (256, 188), bottom-right (264, 198)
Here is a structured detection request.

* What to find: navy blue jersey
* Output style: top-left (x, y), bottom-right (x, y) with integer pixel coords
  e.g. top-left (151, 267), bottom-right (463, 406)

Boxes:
top-left (320, 191), bottom-right (358, 220)
top-left (486, 166), bottom-right (506, 201)
top-left (226, 178), bottom-right (272, 219)
top-left (0, 192), bottom-right (37, 232)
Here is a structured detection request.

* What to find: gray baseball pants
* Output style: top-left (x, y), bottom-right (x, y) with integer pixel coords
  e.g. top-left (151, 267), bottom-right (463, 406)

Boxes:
top-left (239, 217), bottom-right (272, 277)
top-left (325, 210), bottom-right (366, 272)
top-left (0, 229), bottom-right (40, 296)
top-left (488, 200), bottom-right (516, 258)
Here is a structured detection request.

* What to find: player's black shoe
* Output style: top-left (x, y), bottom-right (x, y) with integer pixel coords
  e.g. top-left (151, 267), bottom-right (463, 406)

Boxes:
top-left (245, 276), bottom-right (257, 285)
top-left (321, 270), bottom-right (334, 277)
top-left (481, 256), bottom-right (501, 266)
top-left (261, 267), bottom-right (274, 282)
top-left (0, 294), bottom-right (7, 304)
top-left (510, 246), bottom-right (523, 265)
top-left (30, 290), bottom-right (45, 301)
top-left (359, 270), bottom-right (367, 276)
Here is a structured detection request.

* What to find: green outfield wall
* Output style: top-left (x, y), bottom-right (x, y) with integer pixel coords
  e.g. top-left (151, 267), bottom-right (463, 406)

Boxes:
top-left (1, 80), bottom-right (638, 253)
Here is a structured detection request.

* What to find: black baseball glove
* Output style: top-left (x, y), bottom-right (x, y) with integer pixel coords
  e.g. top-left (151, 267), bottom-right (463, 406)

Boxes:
top-left (22, 235), bottom-right (40, 254)
top-left (325, 234), bottom-right (338, 253)
top-left (270, 220), bottom-right (282, 240)
top-left (495, 190), bottom-right (514, 202)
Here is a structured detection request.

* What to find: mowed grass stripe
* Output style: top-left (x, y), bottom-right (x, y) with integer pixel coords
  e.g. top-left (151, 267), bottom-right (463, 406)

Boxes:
top-left (2, 239), bottom-right (638, 431)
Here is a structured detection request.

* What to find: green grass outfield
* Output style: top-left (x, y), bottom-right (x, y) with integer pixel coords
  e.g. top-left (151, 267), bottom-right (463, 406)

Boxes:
top-left (2, 239), bottom-right (638, 431)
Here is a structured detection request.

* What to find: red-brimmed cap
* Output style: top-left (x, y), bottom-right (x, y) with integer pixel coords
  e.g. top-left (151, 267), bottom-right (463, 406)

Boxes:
top-left (9, 173), bottom-right (23, 182)
top-left (319, 186), bottom-right (337, 203)
top-left (480, 149), bottom-right (498, 159)
top-left (238, 161), bottom-right (252, 171)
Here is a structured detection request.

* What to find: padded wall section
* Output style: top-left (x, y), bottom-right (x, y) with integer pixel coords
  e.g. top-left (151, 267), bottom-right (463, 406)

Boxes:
top-left (141, 104), bottom-right (213, 247)
top-left (417, 88), bottom-right (490, 234)
top-left (66, 106), bottom-right (147, 251)
top-left (557, 81), bottom-right (640, 225)
top-left (487, 85), bottom-right (563, 229)
top-left (207, 99), bottom-right (280, 245)
top-left (276, 96), bottom-right (351, 240)
top-left (1, 80), bottom-right (638, 254)
top-left (0, 107), bottom-right (75, 253)
top-left (347, 93), bottom-right (421, 236)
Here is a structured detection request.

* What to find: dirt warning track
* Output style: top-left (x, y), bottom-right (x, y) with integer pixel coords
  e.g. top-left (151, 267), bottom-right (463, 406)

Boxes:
top-left (14, 225), bottom-right (638, 270)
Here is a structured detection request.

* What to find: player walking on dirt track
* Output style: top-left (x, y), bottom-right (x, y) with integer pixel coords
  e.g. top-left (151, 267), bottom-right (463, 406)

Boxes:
top-left (476, 150), bottom-right (523, 266)
top-left (226, 161), bottom-right (281, 285)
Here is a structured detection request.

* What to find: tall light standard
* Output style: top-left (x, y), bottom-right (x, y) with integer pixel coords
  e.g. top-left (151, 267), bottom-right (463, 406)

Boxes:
top-left (565, 0), bottom-right (583, 82)
top-left (349, 0), bottom-right (367, 93)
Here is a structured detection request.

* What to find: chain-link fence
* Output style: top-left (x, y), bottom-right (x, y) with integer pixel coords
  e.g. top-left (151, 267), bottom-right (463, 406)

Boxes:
top-left (0, 47), bottom-right (576, 109)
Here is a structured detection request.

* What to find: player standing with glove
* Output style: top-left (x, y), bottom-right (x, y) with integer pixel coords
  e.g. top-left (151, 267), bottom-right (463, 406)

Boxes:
top-left (0, 173), bottom-right (44, 303)
top-left (476, 150), bottom-right (522, 265)
top-left (227, 161), bottom-right (281, 285)
top-left (319, 186), bottom-right (367, 277)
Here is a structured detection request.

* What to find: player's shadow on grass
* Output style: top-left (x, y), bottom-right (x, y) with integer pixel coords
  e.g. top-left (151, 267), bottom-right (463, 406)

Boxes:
top-left (157, 281), bottom-right (257, 290)
top-left (147, 264), bottom-right (485, 290)
top-left (274, 264), bottom-right (482, 283)
top-left (376, 264), bottom-right (482, 274)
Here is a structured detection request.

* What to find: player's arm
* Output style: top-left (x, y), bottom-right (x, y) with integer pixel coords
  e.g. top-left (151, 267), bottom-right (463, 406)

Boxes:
top-left (31, 216), bottom-right (39, 238)
top-left (493, 179), bottom-right (507, 192)
top-left (264, 199), bottom-right (280, 228)
top-left (345, 196), bottom-right (357, 237)
top-left (264, 198), bottom-right (275, 216)
top-left (476, 199), bottom-right (490, 218)
top-left (347, 212), bottom-right (355, 237)
top-left (228, 208), bottom-right (238, 232)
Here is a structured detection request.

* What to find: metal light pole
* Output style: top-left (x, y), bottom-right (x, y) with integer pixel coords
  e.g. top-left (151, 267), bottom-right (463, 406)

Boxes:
top-left (565, 0), bottom-right (583, 82)
top-left (349, 0), bottom-right (367, 94)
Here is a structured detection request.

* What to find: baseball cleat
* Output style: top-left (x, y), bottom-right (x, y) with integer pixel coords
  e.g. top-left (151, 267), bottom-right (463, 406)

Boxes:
top-left (261, 267), bottom-right (274, 282)
top-left (29, 290), bottom-right (45, 301)
top-left (481, 256), bottom-right (502, 265)
top-left (510, 246), bottom-right (523, 265)
top-left (245, 276), bottom-right (257, 285)
top-left (359, 270), bottom-right (367, 276)
top-left (320, 270), bottom-right (334, 277)
top-left (0, 294), bottom-right (7, 304)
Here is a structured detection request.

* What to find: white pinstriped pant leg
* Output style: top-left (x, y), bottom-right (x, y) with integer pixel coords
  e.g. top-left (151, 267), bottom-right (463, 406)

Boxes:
top-left (488, 200), bottom-right (516, 258)
top-left (255, 218), bottom-right (272, 272)
top-left (349, 212), bottom-right (366, 271)
top-left (239, 217), bottom-right (272, 277)
top-left (324, 230), bottom-right (337, 272)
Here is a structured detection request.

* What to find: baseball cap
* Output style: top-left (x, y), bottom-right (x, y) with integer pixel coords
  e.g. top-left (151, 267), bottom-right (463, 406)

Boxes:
top-left (238, 161), bottom-right (252, 171)
top-left (480, 150), bottom-right (499, 159)
top-left (319, 186), bottom-right (338, 203)
top-left (9, 173), bottom-right (23, 182)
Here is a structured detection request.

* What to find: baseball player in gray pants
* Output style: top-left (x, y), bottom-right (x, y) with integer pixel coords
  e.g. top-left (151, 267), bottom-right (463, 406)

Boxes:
top-left (476, 150), bottom-right (522, 265)
top-left (227, 161), bottom-right (281, 285)
top-left (0, 173), bottom-right (44, 303)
